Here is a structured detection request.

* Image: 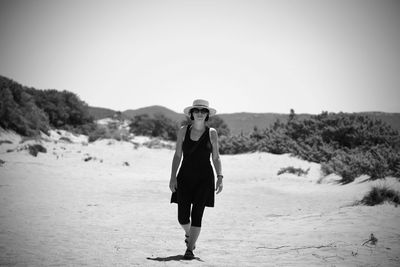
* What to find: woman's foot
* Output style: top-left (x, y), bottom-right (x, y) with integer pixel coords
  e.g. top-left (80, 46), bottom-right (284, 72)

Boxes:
top-left (183, 249), bottom-right (195, 260)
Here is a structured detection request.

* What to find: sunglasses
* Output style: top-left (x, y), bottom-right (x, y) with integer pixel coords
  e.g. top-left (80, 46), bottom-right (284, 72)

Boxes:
top-left (192, 108), bottom-right (209, 114)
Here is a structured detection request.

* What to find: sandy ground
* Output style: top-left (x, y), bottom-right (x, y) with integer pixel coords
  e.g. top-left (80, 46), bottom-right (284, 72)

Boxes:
top-left (1, 130), bottom-right (400, 266)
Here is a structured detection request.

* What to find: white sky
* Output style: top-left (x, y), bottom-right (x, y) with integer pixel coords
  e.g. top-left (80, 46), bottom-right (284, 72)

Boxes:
top-left (0, 0), bottom-right (399, 114)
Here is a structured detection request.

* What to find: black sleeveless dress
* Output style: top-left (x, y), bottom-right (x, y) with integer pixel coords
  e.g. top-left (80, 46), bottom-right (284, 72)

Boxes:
top-left (171, 125), bottom-right (215, 207)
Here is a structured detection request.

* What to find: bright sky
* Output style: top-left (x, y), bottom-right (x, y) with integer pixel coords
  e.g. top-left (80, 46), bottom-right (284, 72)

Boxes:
top-left (0, 0), bottom-right (399, 114)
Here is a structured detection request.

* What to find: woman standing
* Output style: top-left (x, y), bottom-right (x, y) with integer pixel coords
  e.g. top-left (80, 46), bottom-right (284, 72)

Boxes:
top-left (170, 99), bottom-right (224, 260)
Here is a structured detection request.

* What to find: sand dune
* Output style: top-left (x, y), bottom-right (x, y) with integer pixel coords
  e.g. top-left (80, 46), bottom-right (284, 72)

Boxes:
top-left (0, 130), bottom-right (399, 266)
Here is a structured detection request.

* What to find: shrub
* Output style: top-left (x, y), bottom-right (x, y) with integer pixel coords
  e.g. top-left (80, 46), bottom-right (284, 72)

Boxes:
top-left (64, 122), bottom-right (97, 136)
top-left (59, 137), bottom-right (73, 143)
top-left (358, 185), bottom-right (400, 206)
top-left (321, 145), bottom-right (398, 184)
top-left (28, 144), bottom-right (47, 157)
top-left (143, 138), bottom-right (175, 150)
top-left (87, 123), bottom-right (130, 143)
top-left (130, 113), bottom-right (178, 141)
top-left (88, 126), bottom-right (107, 142)
top-left (277, 166), bottom-right (310, 176)
top-left (255, 130), bottom-right (292, 154)
top-left (110, 130), bottom-right (130, 142)
top-left (219, 135), bottom-right (254, 154)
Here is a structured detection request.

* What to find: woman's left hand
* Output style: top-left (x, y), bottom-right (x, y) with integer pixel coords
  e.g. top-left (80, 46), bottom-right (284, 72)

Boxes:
top-left (215, 178), bottom-right (223, 194)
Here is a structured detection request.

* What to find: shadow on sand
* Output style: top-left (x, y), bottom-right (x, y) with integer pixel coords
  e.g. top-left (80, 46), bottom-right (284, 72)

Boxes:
top-left (147, 255), bottom-right (203, 262)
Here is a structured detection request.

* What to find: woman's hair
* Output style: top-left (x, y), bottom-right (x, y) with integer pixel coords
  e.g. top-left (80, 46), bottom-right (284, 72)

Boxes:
top-left (190, 109), bottom-right (209, 121)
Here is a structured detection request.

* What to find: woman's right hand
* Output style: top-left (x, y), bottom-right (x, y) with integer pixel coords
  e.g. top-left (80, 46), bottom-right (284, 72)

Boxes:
top-left (169, 177), bottom-right (177, 193)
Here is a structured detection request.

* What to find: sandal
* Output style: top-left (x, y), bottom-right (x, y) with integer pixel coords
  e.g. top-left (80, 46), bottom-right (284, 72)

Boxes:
top-left (184, 234), bottom-right (189, 244)
top-left (183, 249), bottom-right (195, 260)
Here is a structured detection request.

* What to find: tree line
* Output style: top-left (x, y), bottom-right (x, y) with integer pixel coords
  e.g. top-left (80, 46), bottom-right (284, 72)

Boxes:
top-left (0, 76), bottom-right (94, 136)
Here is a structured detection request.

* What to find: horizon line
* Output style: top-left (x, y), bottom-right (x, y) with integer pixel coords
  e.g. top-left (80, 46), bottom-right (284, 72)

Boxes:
top-left (89, 104), bottom-right (400, 115)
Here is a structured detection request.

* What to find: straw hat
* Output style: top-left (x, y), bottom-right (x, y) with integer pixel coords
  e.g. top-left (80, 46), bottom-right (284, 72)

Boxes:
top-left (183, 99), bottom-right (217, 117)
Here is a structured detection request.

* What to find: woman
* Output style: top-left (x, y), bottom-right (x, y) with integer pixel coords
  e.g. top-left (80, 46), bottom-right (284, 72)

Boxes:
top-left (170, 99), bottom-right (224, 260)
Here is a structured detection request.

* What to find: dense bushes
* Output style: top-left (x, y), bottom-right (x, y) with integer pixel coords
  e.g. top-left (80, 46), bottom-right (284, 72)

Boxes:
top-left (0, 76), bottom-right (94, 136)
top-left (0, 79), bottom-right (50, 135)
top-left (219, 111), bottom-right (400, 183)
top-left (26, 88), bottom-right (93, 128)
top-left (219, 134), bottom-right (253, 154)
top-left (129, 114), bottom-right (178, 141)
top-left (320, 146), bottom-right (400, 183)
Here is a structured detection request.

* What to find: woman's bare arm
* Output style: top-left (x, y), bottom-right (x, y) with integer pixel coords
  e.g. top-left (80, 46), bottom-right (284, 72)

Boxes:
top-left (210, 128), bottom-right (223, 194)
top-left (169, 125), bottom-right (186, 192)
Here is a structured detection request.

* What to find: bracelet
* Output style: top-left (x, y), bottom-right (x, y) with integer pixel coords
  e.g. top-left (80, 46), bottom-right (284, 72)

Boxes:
top-left (217, 174), bottom-right (223, 179)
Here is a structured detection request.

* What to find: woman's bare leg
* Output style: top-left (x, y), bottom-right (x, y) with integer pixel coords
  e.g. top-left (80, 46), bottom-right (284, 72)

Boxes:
top-left (180, 223), bottom-right (190, 236)
top-left (187, 226), bottom-right (201, 250)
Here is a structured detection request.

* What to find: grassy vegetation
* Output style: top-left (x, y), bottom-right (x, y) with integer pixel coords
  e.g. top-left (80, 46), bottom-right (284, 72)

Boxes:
top-left (277, 166), bottom-right (310, 176)
top-left (357, 185), bottom-right (400, 206)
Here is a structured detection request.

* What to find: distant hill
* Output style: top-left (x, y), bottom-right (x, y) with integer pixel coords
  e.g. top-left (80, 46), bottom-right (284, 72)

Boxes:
top-left (123, 105), bottom-right (185, 122)
top-left (89, 105), bottom-right (400, 136)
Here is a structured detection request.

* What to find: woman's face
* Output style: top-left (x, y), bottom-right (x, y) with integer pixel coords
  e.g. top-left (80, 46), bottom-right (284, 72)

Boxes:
top-left (191, 108), bottom-right (209, 121)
